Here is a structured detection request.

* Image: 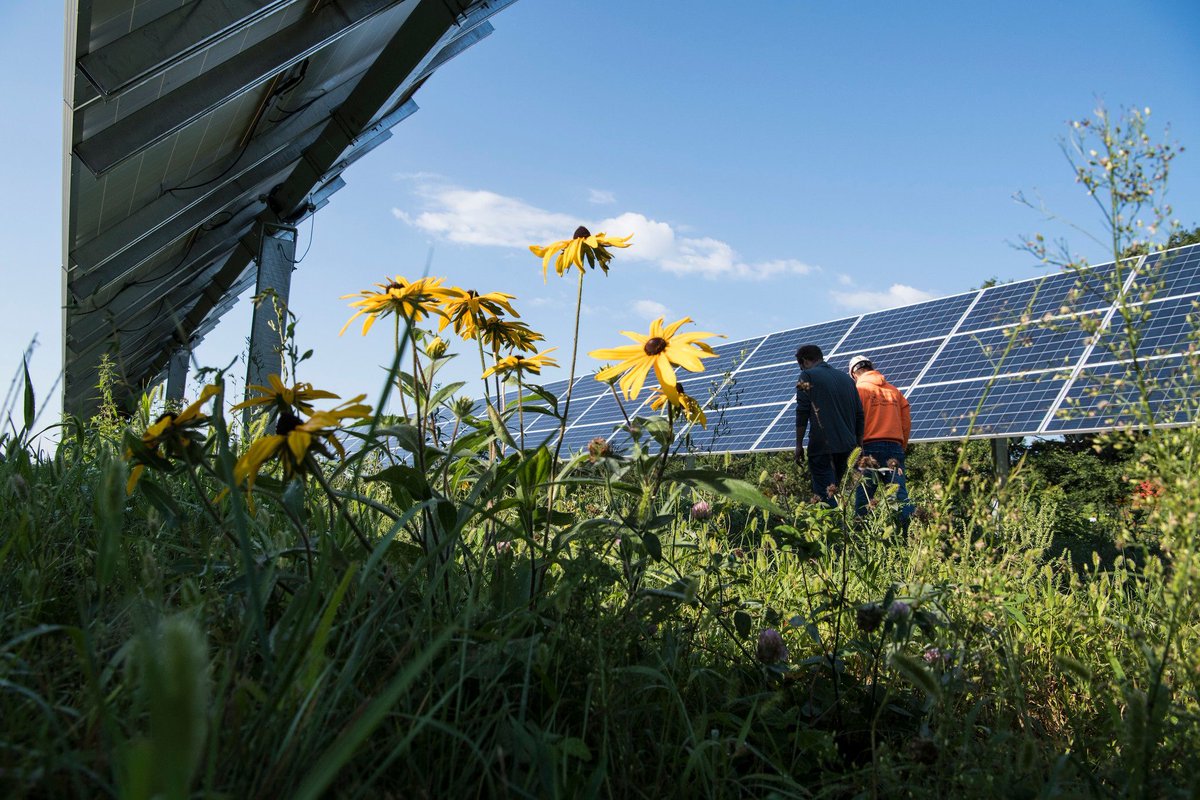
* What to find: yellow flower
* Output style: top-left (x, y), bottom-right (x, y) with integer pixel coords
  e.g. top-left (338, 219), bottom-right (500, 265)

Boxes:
top-left (530, 226), bottom-right (633, 281)
top-left (482, 348), bottom-right (559, 380)
top-left (589, 316), bottom-right (720, 401)
top-left (233, 396), bottom-right (372, 490)
top-left (124, 384), bottom-right (220, 494)
top-left (478, 317), bottom-right (544, 354)
top-left (339, 276), bottom-right (452, 336)
top-left (425, 336), bottom-right (449, 359)
top-left (440, 288), bottom-right (520, 340)
top-left (648, 383), bottom-right (707, 428)
top-left (231, 374), bottom-right (339, 416)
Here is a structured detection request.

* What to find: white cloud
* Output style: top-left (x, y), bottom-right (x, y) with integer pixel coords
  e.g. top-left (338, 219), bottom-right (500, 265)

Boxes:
top-left (588, 188), bottom-right (616, 205)
top-left (633, 299), bottom-right (670, 319)
top-left (831, 283), bottom-right (937, 311)
top-left (394, 178), bottom-right (818, 281)
top-left (392, 181), bottom-right (575, 247)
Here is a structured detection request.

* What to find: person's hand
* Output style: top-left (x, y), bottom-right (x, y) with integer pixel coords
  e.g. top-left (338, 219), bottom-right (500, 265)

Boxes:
top-left (794, 450), bottom-right (805, 467)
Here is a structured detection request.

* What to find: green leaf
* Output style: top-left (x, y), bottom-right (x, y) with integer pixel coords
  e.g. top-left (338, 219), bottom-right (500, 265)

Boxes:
top-left (487, 403), bottom-right (519, 452)
top-left (516, 445), bottom-right (551, 498)
top-left (21, 358), bottom-right (34, 435)
top-left (558, 736), bottom-right (592, 762)
top-left (375, 424), bottom-right (425, 456)
top-left (427, 381), bottom-right (466, 410)
top-left (642, 531), bottom-right (663, 561)
top-left (889, 652), bottom-right (941, 700)
top-left (368, 464), bottom-right (432, 505)
top-left (666, 469), bottom-right (785, 516)
top-left (733, 610), bottom-right (752, 638)
top-left (282, 478), bottom-right (306, 519)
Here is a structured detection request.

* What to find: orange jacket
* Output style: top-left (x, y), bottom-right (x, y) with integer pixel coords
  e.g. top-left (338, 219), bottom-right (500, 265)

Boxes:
top-left (855, 371), bottom-right (910, 447)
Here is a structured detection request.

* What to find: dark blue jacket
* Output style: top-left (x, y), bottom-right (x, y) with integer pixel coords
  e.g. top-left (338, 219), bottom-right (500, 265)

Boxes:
top-left (796, 361), bottom-right (864, 455)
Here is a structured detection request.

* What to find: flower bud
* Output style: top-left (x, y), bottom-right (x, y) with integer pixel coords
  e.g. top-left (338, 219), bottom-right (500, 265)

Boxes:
top-left (690, 500), bottom-right (712, 521)
top-left (587, 437), bottom-right (613, 462)
top-left (856, 603), bottom-right (885, 633)
top-left (425, 336), bottom-right (449, 359)
top-left (756, 629), bottom-right (789, 664)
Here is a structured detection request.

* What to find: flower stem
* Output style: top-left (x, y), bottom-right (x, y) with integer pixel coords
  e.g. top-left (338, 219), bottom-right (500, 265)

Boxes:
top-left (394, 315), bottom-right (410, 421)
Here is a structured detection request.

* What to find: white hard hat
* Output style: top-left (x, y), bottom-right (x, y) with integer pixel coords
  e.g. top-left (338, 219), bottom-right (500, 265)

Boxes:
top-left (848, 355), bottom-right (871, 374)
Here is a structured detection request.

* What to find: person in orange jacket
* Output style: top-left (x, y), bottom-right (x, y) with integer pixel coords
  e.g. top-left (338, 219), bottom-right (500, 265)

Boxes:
top-left (848, 355), bottom-right (915, 529)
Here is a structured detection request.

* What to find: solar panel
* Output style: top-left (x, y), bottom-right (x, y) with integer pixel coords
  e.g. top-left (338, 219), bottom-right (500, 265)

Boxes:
top-left (906, 372), bottom-right (1069, 439)
top-left (918, 320), bottom-right (1094, 383)
top-left (1046, 356), bottom-right (1194, 433)
top-left (64, 0), bottom-right (520, 416)
top-left (837, 292), bottom-right (977, 353)
top-left (492, 242), bottom-right (1200, 454)
top-left (1086, 295), bottom-right (1199, 364)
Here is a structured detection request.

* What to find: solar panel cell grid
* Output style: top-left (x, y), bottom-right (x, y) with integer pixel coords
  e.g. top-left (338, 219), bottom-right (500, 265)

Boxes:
top-left (827, 339), bottom-right (942, 388)
top-left (707, 365), bottom-right (796, 408)
top-left (741, 319), bottom-right (856, 369)
top-left (907, 374), bottom-right (1068, 439)
top-left (961, 269), bottom-right (1119, 331)
top-left (569, 390), bottom-right (643, 429)
top-left (758, 406), bottom-right (798, 450)
top-left (1137, 244), bottom-right (1200, 299)
top-left (920, 321), bottom-right (1092, 383)
top-left (1087, 296), bottom-right (1200, 365)
top-left (1048, 357), bottom-right (1194, 432)
top-left (837, 293), bottom-right (976, 353)
top-left (689, 338), bottom-right (764, 385)
top-left (678, 405), bottom-right (790, 453)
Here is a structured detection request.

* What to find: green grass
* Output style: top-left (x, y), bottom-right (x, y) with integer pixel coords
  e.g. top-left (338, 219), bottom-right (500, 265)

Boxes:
top-left (1, 400), bottom-right (1198, 798)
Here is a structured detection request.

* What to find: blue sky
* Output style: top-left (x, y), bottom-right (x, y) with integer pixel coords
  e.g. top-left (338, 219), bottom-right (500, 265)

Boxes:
top-left (2, 1), bottom-right (1199, 427)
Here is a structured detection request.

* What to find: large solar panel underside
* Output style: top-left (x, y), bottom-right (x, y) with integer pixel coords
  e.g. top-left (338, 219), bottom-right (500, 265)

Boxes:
top-left (497, 244), bottom-right (1200, 453)
top-left (63, 0), bottom-right (517, 416)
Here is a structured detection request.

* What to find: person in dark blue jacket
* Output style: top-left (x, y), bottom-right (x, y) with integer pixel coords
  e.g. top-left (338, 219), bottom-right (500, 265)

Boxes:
top-left (794, 344), bottom-right (864, 507)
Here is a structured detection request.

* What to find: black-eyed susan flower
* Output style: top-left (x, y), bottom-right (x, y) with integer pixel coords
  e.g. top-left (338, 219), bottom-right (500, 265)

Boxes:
top-left (530, 226), bottom-right (633, 281)
top-left (339, 276), bottom-right (452, 336)
top-left (478, 317), bottom-right (544, 354)
top-left (481, 348), bottom-right (559, 380)
top-left (589, 316), bottom-right (720, 401)
top-left (648, 383), bottom-right (708, 428)
top-left (124, 384), bottom-right (220, 494)
top-left (232, 374), bottom-right (339, 417)
top-left (233, 396), bottom-right (371, 490)
top-left (440, 288), bottom-right (520, 340)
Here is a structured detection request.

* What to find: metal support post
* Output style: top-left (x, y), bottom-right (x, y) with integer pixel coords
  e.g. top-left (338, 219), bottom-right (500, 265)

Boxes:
top-left (244, 223), bottom-right (297, 426)
top-left (991, 437), bottom-right (1010, 487)
top-left (165, 349), bottom-right (189, 406)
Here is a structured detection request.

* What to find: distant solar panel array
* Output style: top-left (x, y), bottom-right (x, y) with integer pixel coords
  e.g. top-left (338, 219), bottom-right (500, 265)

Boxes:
top-left (492, 243), bottom-right (1200, 454)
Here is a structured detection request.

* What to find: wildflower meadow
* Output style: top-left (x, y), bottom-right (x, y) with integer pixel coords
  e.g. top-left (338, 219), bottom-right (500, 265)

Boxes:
top-left (2, 107), bottom-right (1199, 799)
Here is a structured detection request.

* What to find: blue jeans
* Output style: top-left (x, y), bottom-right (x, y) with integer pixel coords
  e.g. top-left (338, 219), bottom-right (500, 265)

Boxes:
top-left (855, 441), bottom-right (914, 527)
top-left (808, 450), bottom-right (851, 508)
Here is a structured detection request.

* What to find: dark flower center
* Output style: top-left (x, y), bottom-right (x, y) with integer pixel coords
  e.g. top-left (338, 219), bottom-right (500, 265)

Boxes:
top-left (467, 289), bottom-right (479, 298)
top-left (276, 411), bottom-right (303, 436)
top-left (386, 281), bottom-right (403, 291)
top-left (643, 337), bottom-right (668, 355)
top-left (573, 225), bottom-right (591, 239)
